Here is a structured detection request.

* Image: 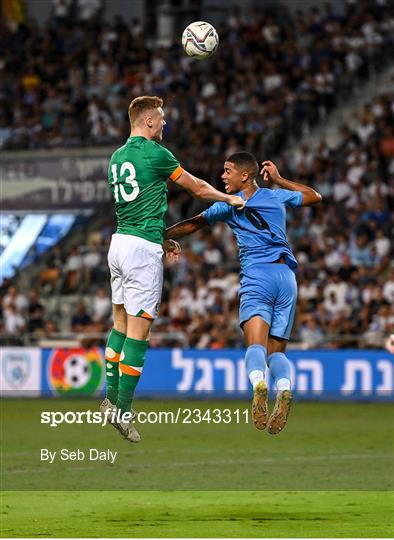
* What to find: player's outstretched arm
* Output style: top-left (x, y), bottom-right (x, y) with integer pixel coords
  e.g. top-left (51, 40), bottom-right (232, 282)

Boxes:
top-left (165, 214), bottom-right (208, 240)
top-left (175, 170), bottom-right (245, 209)
top-left (260, 160), bottom-right (322, 206)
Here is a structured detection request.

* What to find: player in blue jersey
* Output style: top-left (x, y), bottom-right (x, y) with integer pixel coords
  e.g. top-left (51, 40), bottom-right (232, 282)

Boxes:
top-left (165, 153), bottom-right (322, 435)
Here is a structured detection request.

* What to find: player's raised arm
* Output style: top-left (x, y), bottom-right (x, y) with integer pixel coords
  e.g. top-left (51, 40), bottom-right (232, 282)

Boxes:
top-left (260, 160), bottom-right (322, 206)
top-left (165, 214), bottom-right (208, 240)
top-left (175, 169), bottom-right (245, 209)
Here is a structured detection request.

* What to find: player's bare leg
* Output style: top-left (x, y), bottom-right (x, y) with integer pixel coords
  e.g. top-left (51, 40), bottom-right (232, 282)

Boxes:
top-left (243, 317), bottom-right (269, 430)
top-left (267, 335), bottom-right (293, 435)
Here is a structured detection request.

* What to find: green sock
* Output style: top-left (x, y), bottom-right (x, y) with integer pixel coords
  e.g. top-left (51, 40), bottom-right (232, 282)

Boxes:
top-left (105, 328), bottom-right (126, 405)
top-left (116, 337), bottom-right (149, 414)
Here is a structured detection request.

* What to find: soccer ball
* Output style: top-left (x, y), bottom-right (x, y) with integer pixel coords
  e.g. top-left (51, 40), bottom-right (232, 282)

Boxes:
top-left (182, 21), bottom-right (219, 60)
top-left (64, 355), bottom-right (91, 388)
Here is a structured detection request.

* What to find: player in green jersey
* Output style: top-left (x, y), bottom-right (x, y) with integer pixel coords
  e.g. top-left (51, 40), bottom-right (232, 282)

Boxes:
top-left (101, 96), bottom-right (245, 442)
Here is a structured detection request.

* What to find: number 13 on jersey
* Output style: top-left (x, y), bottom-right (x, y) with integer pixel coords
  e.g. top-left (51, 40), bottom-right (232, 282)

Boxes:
top-left (111, 162), bottom-right (140, 203)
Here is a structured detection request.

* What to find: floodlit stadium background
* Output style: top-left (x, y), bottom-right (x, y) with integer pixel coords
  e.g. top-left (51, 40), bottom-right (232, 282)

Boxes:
top-left (1, 0), bottom-right (393, 400)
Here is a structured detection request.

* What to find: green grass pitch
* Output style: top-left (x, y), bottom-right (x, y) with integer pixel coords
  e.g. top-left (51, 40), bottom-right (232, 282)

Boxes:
top-left (1, 399), bottom-right (393, 537)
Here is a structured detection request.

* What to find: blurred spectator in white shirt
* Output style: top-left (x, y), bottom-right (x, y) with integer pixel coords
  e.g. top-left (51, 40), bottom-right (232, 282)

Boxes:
top-left (92, 287), bottom-right (111, 323)
top-left (383, 269), bottom-right (394, 304)
top-left (324, 292), bottom-right (347, 320)
top-left (83, 246), bottom-right (101, 287)
top-left (356, 114), bottom-right (375, 143)
top-left (65, 247), bottom-right (83, 273)
top-left (77, 0), bottom-right (101, 22)
top-left (374, 229), bottom-right (391, 259)
top-left (51, 0), bottom-right (73, 23)
top-left (204, 238), bottom-right (222, 267)
top-left (292, 144), bottom-right (314, 172)
top-left (3, 286), bottom-right (28, 313)
top-left (300, 318), bottom-right (325, 349)
top-left (299, 278), bottom-right (318, 302)
top-left (4, 303), bottom-right (26, 335)
top-left (64, 246), bottom-right (83, 292)
top-left (333, 174), bottom-right (352, 203)
top-left (324, 276), bottom-right (348, 307)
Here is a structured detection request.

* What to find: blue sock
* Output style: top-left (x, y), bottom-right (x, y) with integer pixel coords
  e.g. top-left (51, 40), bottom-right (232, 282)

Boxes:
top-left (267, 352), bottom-right (291, 390)
top-left (245, 344), bottom-right (267, 388)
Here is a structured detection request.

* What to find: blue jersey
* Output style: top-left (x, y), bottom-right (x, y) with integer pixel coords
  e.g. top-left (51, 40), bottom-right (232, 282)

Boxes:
top-left (202, 188), bottom-right (303, 270)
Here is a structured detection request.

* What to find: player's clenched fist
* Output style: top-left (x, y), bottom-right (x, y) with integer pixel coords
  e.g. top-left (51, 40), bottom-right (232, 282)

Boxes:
top-left (228, 195), bottom-right (245, 209)
top-left (260, 160), bottom-right (280, 182)
top-left (163, 239), bottom-right (181, 263)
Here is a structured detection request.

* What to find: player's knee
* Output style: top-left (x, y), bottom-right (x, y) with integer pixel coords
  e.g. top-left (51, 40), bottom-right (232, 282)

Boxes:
top-left (267, 336), bottom-right (287, 356)
top-left (243, 316), bottom-right (269, 346)
top-left (126, 314), bottom-right (152, 341)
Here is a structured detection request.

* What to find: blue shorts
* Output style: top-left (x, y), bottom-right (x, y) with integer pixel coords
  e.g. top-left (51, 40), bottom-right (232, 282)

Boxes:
top-left (239, 263), bottom-right (297, 340)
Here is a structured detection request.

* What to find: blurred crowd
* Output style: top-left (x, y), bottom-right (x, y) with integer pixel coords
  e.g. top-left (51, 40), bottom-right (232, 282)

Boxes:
top-left (1, 0), bottom-right (394, 168)
top-left (1, 87), bottom-right (393, 349)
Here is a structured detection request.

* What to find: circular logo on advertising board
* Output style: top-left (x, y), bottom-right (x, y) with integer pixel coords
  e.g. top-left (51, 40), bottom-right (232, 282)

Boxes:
top-left (48, 348), bottom-right (103, 396)
top-left (2, 352), bottom-right (30, 389)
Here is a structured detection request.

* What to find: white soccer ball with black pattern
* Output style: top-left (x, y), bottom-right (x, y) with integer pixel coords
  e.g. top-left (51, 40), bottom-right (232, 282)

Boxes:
top-left (64, 355), bottom-right (90, 388)
top-left (182, 21), bottom-right (219, 60)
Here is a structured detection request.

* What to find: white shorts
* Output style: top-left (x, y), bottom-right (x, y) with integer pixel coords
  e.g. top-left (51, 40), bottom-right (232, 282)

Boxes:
top-left (108, 234), bottom-right (163, 319)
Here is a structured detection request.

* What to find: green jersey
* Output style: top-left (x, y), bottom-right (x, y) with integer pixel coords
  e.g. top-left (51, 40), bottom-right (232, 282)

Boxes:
top-left (108, 136), bottom-right (183, 245)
